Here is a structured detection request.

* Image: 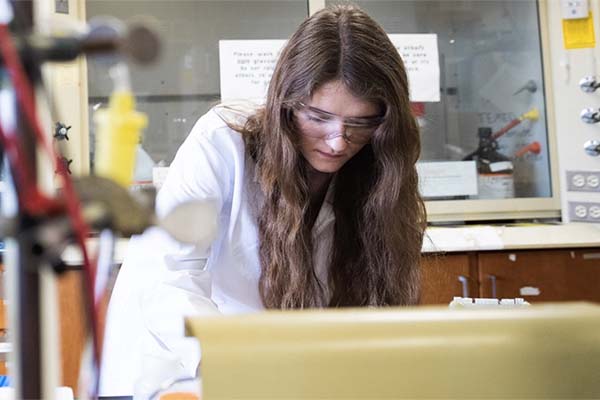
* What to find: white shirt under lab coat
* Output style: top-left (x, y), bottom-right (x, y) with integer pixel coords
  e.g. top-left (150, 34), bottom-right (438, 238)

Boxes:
top-left (99, 107), bottom-right (335, 396)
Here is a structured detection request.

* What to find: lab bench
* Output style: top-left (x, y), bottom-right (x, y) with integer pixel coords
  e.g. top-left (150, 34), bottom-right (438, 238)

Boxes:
top-left (421, 248), bottom-right (600, 304)
top-left (2, 222), bottom-right (600, 392)
top-left (419, 222), bottom-right (600, 304)
top-left (57, 223), bottom-right (600, 308)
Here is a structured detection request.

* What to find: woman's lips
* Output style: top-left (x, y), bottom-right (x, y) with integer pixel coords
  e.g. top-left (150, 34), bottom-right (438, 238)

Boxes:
top-left (316, 150), bottom-right (344, 159)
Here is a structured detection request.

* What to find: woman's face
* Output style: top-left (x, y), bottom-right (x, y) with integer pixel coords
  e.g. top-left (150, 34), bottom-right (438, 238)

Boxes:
top-left (295, 80), bottom-right (382, 174)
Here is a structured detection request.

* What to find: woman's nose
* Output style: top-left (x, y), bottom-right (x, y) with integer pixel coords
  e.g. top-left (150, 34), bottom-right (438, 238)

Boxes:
top-left (324, 131), bottom-right (348, 153)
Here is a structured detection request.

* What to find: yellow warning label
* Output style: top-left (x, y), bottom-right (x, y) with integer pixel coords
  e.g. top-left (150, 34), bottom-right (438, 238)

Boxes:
top-left (563, 12), bottom-right (596, 49)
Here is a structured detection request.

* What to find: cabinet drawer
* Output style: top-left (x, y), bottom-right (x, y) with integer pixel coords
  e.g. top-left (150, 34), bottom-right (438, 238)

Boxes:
top-left (420, 253), bottom-right (478, 305)
top-left (565, 250), bottom-right (600, 302)
top-left (478, 250), bottom-right (570, 302)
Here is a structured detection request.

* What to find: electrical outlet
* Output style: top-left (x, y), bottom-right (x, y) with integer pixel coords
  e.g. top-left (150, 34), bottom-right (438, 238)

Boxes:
top-left (568, 201), bottom-right (600, 222)
top-left (566, 170), bottom-right (600, 192)
top-left (561, 0), bottom-right (589, 19)
top-left (589, 205), bottom-right (600, 218)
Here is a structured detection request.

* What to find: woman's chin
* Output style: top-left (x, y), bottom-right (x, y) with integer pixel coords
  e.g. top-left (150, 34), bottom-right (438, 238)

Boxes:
top-left (307, 154), bottom-right (348, 173)
top-left (306, 159), bottom-right (340, 173)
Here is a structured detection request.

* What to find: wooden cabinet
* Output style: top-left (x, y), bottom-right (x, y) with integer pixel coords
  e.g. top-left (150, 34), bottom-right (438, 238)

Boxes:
top-left (420, 253), bottom-right (478, 304)
top-left (562, 249), bottom-right (600, 303)
top-left (57, 271), bottom-right (86, 393)
top-left (478, 250), bottom-right (571, 302)
top-left (56, 270), bottom-right (111, 392)
top-left (420, 248), bottom-right (600, 305)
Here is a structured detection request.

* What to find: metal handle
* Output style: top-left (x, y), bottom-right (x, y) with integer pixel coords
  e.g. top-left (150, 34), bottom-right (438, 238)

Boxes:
top-left (488, 274), bottom-right (497, 298)
top-left (580, 108), bottom-right (600, 123)
top-left (457, 275), bottom-right (469, 298)
top-left (584, 139), bottom-right (600, 156)
top-left (579, 76), bottom-right (600, 93)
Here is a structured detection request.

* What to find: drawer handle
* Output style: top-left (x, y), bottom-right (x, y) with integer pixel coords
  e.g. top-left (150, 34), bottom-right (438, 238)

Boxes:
top-left (582, 253), bottom-right (600, 260)
top-left (458, 275), bottom-right (469, 298)
top-left (488, 274), bottom-right (497, 298)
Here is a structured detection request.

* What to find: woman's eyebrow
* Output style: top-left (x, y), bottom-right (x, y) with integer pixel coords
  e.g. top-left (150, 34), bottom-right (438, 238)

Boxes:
top-left (306, 105), bottom-right (336, 117)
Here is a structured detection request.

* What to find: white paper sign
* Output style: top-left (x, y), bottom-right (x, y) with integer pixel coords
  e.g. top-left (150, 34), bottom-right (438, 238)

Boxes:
top-left (219, 34), bottom-right (439, 102)
top-left (388, 34), bottom-right (440, 102)
top-left (219, 40), bottom-right (286, 101)
top-left (417, 161), bottom-right (477, 198)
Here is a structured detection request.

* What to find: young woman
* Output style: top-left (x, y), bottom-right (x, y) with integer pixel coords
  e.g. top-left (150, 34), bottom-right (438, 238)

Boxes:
top-left (100, 4), bottom-right (426, 396)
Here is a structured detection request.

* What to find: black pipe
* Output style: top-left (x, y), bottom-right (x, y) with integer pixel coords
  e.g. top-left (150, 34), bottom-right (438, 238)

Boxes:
top-left (8, 0), bottom-right (42, 398)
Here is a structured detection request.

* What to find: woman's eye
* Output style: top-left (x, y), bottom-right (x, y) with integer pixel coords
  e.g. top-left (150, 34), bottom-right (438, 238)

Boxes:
top-left (307, 115), bottom-right (327, 123)
top-left (348, 127), bottom-right (371, 136)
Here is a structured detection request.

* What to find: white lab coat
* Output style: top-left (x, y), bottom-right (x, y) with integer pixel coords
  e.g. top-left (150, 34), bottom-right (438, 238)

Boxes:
top-left (99, 107), bottom-right (335, 396)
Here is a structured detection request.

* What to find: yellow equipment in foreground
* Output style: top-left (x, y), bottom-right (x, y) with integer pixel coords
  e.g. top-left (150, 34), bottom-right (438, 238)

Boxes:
top-left (93, 90), bottom-right (147, 187)
top-left (186, 303), bottom-right (600, 399)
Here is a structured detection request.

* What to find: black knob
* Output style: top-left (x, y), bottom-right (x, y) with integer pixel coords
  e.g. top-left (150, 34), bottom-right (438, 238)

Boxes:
top-left (54, 122), bottom-right (71, 141)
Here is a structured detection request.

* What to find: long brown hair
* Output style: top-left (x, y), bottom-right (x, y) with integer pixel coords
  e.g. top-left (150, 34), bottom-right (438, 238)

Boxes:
top-left (233, 5), bottom-right (426, 308)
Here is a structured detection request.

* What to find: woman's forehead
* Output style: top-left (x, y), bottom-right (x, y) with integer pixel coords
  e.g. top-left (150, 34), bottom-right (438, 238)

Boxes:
top-left (309, 80), bottom-right (380, 118)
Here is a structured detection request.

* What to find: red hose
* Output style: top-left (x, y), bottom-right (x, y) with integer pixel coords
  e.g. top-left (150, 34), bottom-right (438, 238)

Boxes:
top-left (0, 24), bottom-right (101, 397)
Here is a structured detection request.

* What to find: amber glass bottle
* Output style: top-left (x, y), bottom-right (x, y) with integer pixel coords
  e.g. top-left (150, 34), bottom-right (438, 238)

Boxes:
top-left (467, 127), bottom-right (515, 199)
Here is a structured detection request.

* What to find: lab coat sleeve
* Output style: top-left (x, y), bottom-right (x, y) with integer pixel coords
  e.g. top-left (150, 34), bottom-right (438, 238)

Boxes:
top-left (139, 114), bottom-right (235, 378)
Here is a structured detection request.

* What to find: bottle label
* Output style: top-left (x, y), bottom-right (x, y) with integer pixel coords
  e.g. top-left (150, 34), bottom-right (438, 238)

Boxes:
top-left (478, 173), bottom-right (515, 199)
top-left (489, 161), bottom-right (513, 172)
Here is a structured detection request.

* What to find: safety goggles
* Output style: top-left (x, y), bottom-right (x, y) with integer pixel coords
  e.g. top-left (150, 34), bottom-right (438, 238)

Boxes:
top-left (294, 102), bottom-right (384, 145)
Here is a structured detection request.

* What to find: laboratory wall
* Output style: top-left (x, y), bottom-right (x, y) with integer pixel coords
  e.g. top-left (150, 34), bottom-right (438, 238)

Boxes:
top-left (86, 1), bottom-right (307, 166)
top-left (37, 0), bottom-right (600, 222)
top-left (546, 0), bottom-right (600, 223)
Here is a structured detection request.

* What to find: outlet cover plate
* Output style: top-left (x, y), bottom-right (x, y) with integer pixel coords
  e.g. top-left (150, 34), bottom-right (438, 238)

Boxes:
top-left (566, 170), bottom-right (600, 192)
top-left (568, 201), bottom-right (600, 222)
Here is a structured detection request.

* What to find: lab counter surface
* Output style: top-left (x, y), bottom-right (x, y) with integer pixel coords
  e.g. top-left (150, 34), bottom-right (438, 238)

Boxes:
top-left (57, 222), bottom-right (600, 266)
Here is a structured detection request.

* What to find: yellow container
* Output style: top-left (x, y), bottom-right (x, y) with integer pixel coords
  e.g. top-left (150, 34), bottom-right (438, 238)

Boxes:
top-left (93, 91), bottom-right (147, 187)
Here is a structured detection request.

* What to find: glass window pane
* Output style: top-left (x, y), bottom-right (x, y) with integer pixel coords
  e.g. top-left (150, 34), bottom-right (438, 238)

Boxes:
top-left (86, 1), bottom-right (308, 170)
top-left (327, 0), bottom-right (551, 200)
